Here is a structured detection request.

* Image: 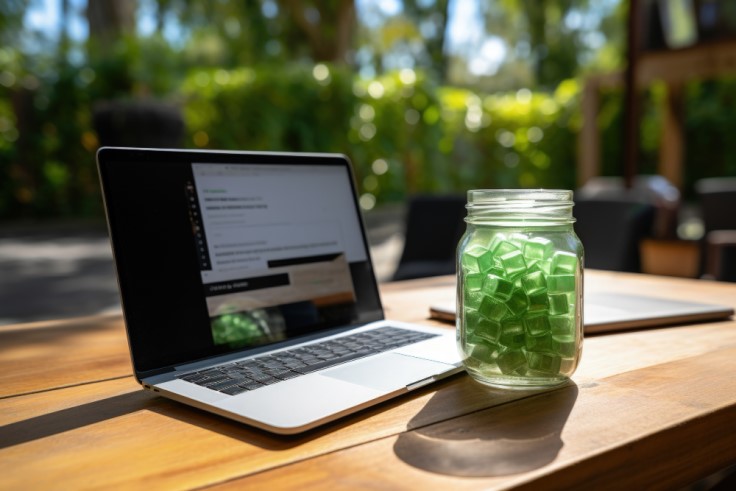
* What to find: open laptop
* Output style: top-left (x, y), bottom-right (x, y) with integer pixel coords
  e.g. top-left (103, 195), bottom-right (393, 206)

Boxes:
top-left (97, 147), bottom-right (462, 434)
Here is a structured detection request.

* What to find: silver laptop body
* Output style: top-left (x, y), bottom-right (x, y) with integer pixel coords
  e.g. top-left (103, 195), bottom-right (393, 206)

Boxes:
top-left (97, 147), bottom-right (461, 434)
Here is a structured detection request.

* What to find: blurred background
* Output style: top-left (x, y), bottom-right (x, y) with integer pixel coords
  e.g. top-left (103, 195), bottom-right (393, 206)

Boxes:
top-left (2, 0), bottom-right (736, 324)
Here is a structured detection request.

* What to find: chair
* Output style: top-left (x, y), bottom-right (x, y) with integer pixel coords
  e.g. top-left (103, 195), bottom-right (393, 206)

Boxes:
top-left (695, 177), bottom-right (736, 233)
top-left (573, 197), bottom-right (656, 272)
top-left (391, 194), bottom-right (467, 281)
top-left (93, 99), bottom-right (185, 148)
top-left (576, 175), bottom-right (679, 239)
top-left (695, 177), bottom-right (736, 281)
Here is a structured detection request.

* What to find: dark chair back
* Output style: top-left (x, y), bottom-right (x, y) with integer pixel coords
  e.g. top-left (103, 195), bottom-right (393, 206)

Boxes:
top-left (392, 194), bottom-right (467, 281)
top-left (93, 100), bottom-right (185, 148)
top-left (696, 178), bottom-right (736, 281)
top-left (573, 198), bottom-right (656, 272)
top-left (695, 177), bottom-right (736, 233)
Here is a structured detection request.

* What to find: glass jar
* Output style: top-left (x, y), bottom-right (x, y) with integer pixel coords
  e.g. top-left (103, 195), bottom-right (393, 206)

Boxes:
top-left (457, 189), bottom-right (583, 389)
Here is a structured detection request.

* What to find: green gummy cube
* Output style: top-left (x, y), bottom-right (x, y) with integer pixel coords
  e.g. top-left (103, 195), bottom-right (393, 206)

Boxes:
top-left (521, 271), bottom-right (547, 295)
top-left (549, 293), bottom-right (569, 315)
top-left (463, 308), bottom-right (481, 334)
top-left (487, 233), bottom-right (508, 252)
top-left (479, 297), bottom-right (508, 321)
top-left (499, 250), bottom-right (527, 277)
top-left (551, 251), bottom-right (578, 274)
top-left (528, 291), bottom-right (550, 313)
top-left (523, 314), bottom-right (551, 336)
top-left (492, 240), bottom-right (519, 256)
top-left (475, 317), bottom-right (501, 343)
top-left (508, 233), bottom-right (528, 249)
top-left (464, 290), bottom-right (484, 310)
top-left (466, 272), bottom-right (484, 291)
top-left (550, 315), bottom-right (573, 336)
top-left (553, 334), bottom-right (577, 358)
top-left (506, 289), bottom-right (529, 316)
top-left (469, 229), bottom-right (497, 249)
top-left (525, 333), bottom-right (554, 352)
top-left (497, 349), bottom-right (527, 374)
top-left (499, 320), bottom-right (526, 349)
top-left (482, 274), bottom-right (514, 301)
top-left (461, 245), bottom-right (494, 273)
top-left (524, 237), bottom-right (554, 261)
top-left (547, 274), bottom-right (576, 293)
top-left (465, 343), bottom-right (492, 368)
top-left (527, 351), bottom-right (562, 374)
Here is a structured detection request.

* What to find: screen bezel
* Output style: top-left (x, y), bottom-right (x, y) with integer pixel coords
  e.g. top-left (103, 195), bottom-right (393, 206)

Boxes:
top-left (96, 147), bottom-right (385, 378)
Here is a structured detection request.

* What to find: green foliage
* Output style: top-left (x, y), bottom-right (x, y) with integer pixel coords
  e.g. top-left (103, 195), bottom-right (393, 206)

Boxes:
top-left (684, 78), bottom-right (736, 194)
top-left (4, 57), bottom-right (736, 220)
top-left (0, 49), bottom-right (101, 219)
top-left (182, 64), bottom-right (580, 208)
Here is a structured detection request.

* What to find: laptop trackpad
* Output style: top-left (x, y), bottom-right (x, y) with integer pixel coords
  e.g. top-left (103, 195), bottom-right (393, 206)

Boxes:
top-left (323, 353), bottom-right (452, 391)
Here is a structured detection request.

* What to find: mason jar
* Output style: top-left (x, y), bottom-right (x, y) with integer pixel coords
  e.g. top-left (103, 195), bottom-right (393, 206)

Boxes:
top-left (457, 189), bottom-right (583, 389)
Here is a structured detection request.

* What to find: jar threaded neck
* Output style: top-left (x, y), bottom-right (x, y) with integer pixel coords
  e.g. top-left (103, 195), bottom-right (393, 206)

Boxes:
top-left (465, 189), bottom-right (575, 225)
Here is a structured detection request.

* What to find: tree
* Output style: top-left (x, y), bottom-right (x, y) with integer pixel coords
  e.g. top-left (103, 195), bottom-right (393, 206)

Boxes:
top-left (281, 0), bottom-right (356, 63)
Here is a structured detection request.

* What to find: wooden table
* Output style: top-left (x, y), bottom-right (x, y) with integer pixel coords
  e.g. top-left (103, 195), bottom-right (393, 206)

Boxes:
top-left (2, 270), bottom-right (736, 490)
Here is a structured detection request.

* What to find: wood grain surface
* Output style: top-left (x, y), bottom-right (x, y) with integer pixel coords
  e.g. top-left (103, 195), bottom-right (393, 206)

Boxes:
top-left (1, 271), bottom-right (735, 490)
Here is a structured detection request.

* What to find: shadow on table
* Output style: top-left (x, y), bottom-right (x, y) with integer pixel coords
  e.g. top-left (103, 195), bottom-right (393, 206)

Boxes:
top-left (2, 381), bottom-right (435, 452)
top-left (393, 382), bottom-right (578, 477)
top-left (0, 390), bottom-right (156, 449)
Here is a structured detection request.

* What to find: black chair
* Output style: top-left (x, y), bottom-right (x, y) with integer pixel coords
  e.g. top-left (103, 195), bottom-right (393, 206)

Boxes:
top-left (695, 177), bottom-right (736, 281)
top-left (695, 177), bottom-right (736, 233)
top-left (391, 194), bottom-right (467, 281)
top-left (93, 99), bottom-right (185, 148)
top-left (573, 197), bottom-right (656, 272)
top-left (576, 175), bottom-right (679, 239)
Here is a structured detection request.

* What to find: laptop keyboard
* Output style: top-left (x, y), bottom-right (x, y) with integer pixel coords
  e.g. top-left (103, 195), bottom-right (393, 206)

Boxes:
top-left (176, 326), bottom-right (439, 396)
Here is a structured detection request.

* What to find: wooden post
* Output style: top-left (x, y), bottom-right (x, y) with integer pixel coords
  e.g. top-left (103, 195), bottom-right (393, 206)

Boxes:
top-left (623, 0), bottom-right (644, 189)
top-left (659, 83), bottom-right (685, 189)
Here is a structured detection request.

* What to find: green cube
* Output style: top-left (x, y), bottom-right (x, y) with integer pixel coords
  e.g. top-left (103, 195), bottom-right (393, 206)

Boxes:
top-left (527, 351), bottom-right (562, 374)
top-left (461, 245), bottom-right (493, 273)
top-left (463, 308), bottom-right (481, 334)
top-left (528, 291), bottom-right (550, 313)
top-left (508, 233), bottom-right (528, 249)
top-left (524, 237), bottom-right (554, 261)
top-left (525, 333), bottom-right (554, 352)
top-left (466, 272), bottom-right (484, 291)
top-left (479, 296), bottom-right (508, 321)
top-left (482, 274), bottom-right (514, 301)
top-left (505, 289), bottom-right (528, 317)
top-left (475, 317), bottom-right (501, 343)
top-left (487, 233), bottom-right (508, 252)
top-left (521, 271), bottom-right (547, 295)
top-left (499, 250), bottom-right (527, 278)
top-left (553, 334), bottom-right (577, 358)
top-left (523, 314), bottom-right (551, 336)
top-left (551, 251), bottom-right (578, 274)
top-left (499, 320), bottom-right (526, 349)
top-left (464, 290), bottom-right (484, 310)
top-left (492, 240), bottom-right (519, 256)
top-left (497, 349), bottom-right (527, 374)
top-left (547, 274), bottom-right (576, 293)
top-left (550, 315), bottom-right (573, 336)
top-left (549, 293), bottom-right (569, 315)
top-left (465, 343), bottom-right (493, 369)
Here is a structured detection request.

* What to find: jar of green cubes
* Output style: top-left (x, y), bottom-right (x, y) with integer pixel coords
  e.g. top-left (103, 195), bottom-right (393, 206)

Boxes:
top-left (457, 189), bottom-right (583, 389)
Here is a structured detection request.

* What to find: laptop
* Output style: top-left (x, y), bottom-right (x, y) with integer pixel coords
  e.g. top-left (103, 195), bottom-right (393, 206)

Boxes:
top-left (97, 147), bottom-right (462, 435)
top-left (429, 292), bottom-right (733, 334)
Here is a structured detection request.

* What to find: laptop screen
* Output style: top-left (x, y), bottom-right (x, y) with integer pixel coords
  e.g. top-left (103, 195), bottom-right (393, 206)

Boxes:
top-left (97, 148), bottom-right (384, 375)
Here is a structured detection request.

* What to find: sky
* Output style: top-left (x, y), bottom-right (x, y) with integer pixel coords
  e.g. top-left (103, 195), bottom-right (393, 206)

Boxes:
top-left (22, 0), bottom-right (495, 70)
top-left (21, 0), bottom-right (613, 78)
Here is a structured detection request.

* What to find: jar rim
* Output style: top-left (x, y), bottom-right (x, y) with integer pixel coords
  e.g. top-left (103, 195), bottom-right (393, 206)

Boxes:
top-left (465, 188), bottom-right (575, 224)
top-left (467, 189), bottom-right (573, 203)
